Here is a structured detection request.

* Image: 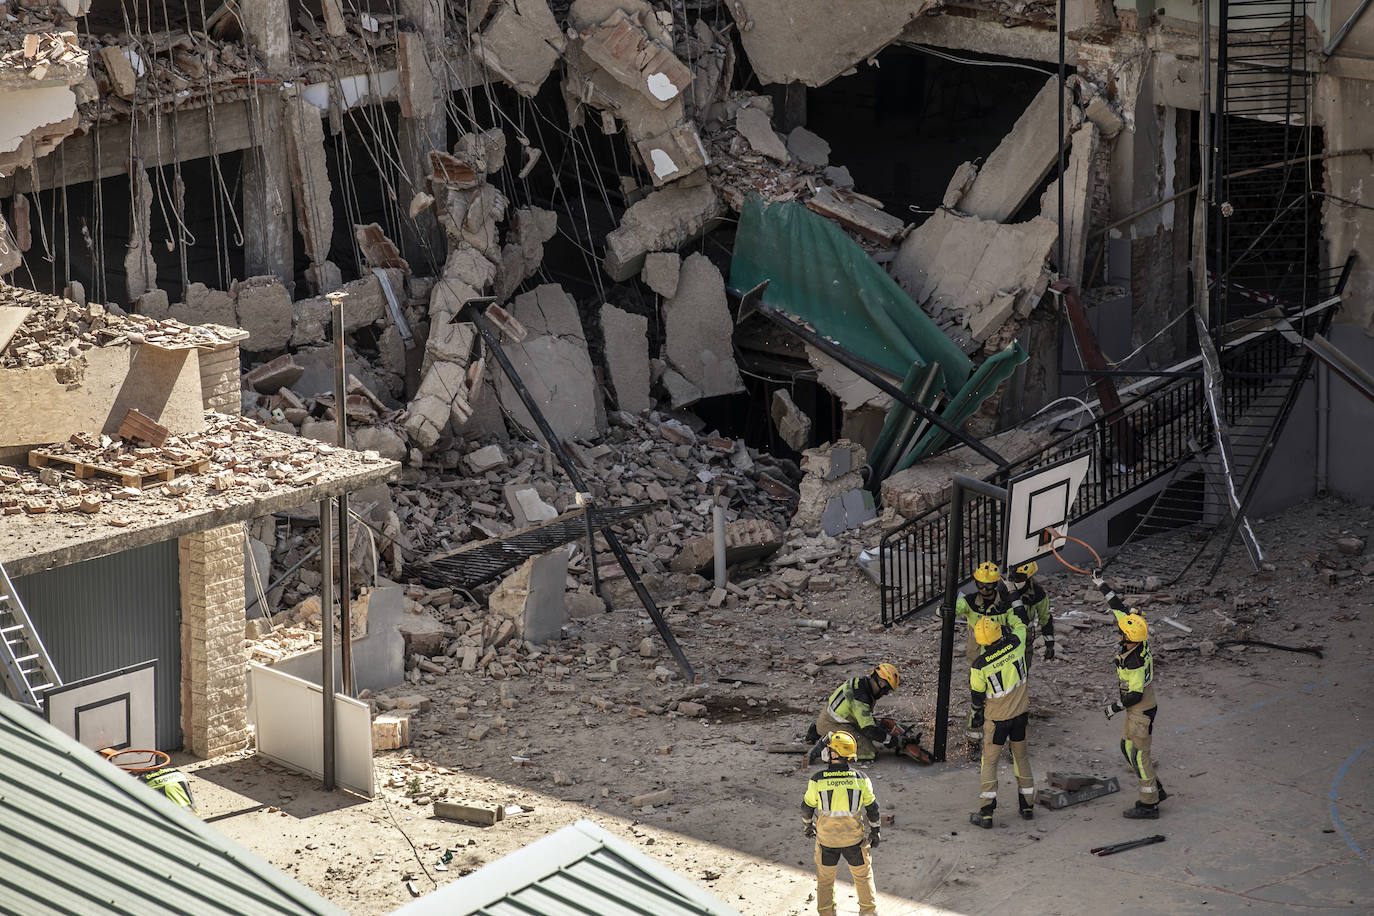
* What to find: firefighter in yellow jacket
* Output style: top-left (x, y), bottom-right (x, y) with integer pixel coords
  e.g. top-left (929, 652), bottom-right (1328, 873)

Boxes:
top-left (1009, 560), bottom-right (1056, 668)
top-left (1093, 571), bottom-right (1168, 818)
top-left (802, 731), bottom-right (881, 916)
top-left (806, 663), bottom-right (902, 762)
top-left (953, 561), bottom-right (1021, 741)
top-left (968, 615), bottom-right (1035, 827)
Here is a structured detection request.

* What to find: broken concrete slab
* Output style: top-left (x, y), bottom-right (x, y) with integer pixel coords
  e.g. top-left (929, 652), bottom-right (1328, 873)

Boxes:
top-left (495, 334), bottom-right (605, 442)
top-left (422, 321), bottom-right (478, 378)
top-left (823, 164), bottom-right (854, 188)
top-left (233, 276), bottom-right (293, 351)
top-left (727, 0), bottom-right (934, 87)
top-left (488, 548), bottom-right (569, 644)
top-left (397, 605), bottom-right (447, 657)
top-left (355, 223), bottom-right (409, 273)
top-left (244, 354), bottom-right (304, 394)
top-left (942, 161), bottom-right (979, 210)
top-left (600, 303), bottom-right (651, 414)
top-left (662, 253), bottom-right (744, 406)
top-left (671, 519), bottom-right (783, 572)
top-left (805, 346), bottom-right (889, 416)
top-left (404, 359), bottom-right (470, 450)
top-left (805, 186), bottom-right (905, 245)
top-left (786, 126), bottom-right (831, 167)
top-left (735, 104), bottom-right (790, 161)
top-left (579, 6), bottom-right (692, 109)
top-left (603, 183), bottom-right (725, 281)
top-left (496, 207), bottom-right (558, 302)
top-left (1039, 123), bottom-right (1100, 291)
top-left (509, 284), bottom-right (584, 342)
top-left (956, 75), bottom-right (1077, 222)
top-left (770, 389), bottom-right (811, 451)
top-left (284, 94), bottom-right (333, 276)
top-left (636, 121), bottom-right (709, 186)
top-left (353, 424), bottom-right (408, 462)
top-left (889, 209), bottom-right (1057, 351)
top-left (640, 252), bottom-right (681, 297)
top-left (439, 184), bottom-right (508, 261)
top-left (470, 0), bottom-right (567, 98)
top-left (504, 483), bottom-right (558, 527)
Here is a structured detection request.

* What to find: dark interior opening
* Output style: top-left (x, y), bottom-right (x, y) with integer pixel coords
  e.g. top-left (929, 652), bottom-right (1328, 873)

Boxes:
top-left (805, 44), bottom-right (1055, 225)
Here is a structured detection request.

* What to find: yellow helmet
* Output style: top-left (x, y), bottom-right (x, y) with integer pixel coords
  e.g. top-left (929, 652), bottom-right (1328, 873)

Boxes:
top-left (973, 561), bottom-right (1001, 585)
top-left (1014, 561), bottom-right (1038, 580)
top-left (826, 731), bottom-right (858, 761)
top-left (873, 663), bottom-right (900, 691)
top-left (974, 616), bottom-right (1003, 646)
top-left (1118, 613), bottom-right (1148, 642)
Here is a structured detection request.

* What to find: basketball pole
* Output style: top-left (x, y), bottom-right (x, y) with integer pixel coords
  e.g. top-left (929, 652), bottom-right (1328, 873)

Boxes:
top-left (935, 473), bottom-right (1010, 762)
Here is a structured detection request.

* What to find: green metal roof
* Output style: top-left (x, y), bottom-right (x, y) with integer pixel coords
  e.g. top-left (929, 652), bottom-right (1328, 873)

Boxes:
top-left (0, 694), bottom-right (348, 916)
top-left (392, 820), bottom-right (745, 916)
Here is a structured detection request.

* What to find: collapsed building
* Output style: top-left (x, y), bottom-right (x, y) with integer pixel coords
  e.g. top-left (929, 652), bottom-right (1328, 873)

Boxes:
top-left (1, 0), bottom-right (1373, 773)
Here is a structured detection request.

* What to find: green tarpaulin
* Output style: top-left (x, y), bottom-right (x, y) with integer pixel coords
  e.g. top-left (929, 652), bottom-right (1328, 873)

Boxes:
top-left (729, 195), bottom-right (1028, 471)
top-left (729, 196), bottom-right (973, 394)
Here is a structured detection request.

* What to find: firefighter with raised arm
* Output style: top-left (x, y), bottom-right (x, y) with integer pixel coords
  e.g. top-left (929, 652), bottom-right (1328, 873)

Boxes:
top-left (953, 561), bottom-right (1020, 741)
top-left (801, 731), bottom-right (882, 916)
top-left (1092, 569), bottom-right (1169, 819)
top-left (968, 615), bottom-right (1036, 828)
top-left (806, 663), bottom-right (903, 763)
top-left (1009, 560), bottom-right (1056, 668)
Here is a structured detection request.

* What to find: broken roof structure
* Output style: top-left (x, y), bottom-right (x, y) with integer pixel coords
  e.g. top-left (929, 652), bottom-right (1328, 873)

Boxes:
top-left (392, 819), bottom-right (745, 916)
top-left (0, 691), bottom-right (348, 916)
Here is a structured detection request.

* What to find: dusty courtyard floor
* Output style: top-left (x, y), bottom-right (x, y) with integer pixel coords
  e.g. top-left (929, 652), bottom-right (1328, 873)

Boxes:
top-left (184, 495), bottom-right (1374, 915)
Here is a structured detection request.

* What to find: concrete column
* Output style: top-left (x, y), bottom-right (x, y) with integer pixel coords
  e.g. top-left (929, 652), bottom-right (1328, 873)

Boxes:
top-left (239, 0), bottom-right (295, 287)
top-left (397, 0), bottom-right (448, 273)
top-left (179, 523), bottom-right (249, 757)
top-left (1316, 74), bottom-right (1374, 335)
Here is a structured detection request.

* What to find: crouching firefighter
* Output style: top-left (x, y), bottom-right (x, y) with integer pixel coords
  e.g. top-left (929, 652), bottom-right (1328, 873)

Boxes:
top-left (1093, 570), bottom-right (1168, 819)
top-left (802, 731), bottom-right (882, 916)
top-left (806, 664), bottom-right (902, 762)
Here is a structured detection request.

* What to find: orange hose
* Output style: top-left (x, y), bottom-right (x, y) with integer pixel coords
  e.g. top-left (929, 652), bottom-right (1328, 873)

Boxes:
top-left (1044, 526), bottom-right (1102, 575)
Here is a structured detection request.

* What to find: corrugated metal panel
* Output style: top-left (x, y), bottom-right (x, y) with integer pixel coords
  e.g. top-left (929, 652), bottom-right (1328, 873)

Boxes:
top-left (0, 694), bottom-right (347, 916)
top-left (13, 539), bottom-right (181, 748)
top-left (395, 820), bottom-right (744, 916)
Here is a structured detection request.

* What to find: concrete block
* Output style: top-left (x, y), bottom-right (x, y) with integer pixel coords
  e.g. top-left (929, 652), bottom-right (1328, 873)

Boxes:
top-left (640, 252), bottom-right (681, 297)
top-left (662, 253), bottom-right (743, 406)
top-left (233, 276), bottom-right (293, 351)
top-left (770, 388), bottom-right (811, 451)
top-left (786, 126), bottom-right (830, 167)
top-left (488, 549), bottom-right (568, 645)
top-left (434, 800), bottom-right (504, 826)
top-left (636, 121), bottom-right (709, 186)
top-left (579, 7), bottom-right (691, 109)
top-left (600, 304), bottom-right (651, 413)
top-left (397, 608), bottom-right (447, 657)
top-left (372, 714), bottom-right (411, 750)
top-left (466, 444), bottom-right (507, 473)
top-left (510, 283), bottom-right (583, 341)
top-left (470, 0), bottom-right (566, 97)
top-left (735, 104), bottom-right (790, 161)
top-left (671, 519), bottom-right (783, 572)
top-left (495, 334), bottom-right (605, 441)
top-left (244, 354), bottom-right (304, 393)
top-left (631, 788), bottom-right (673, 808)
top-left (504, 483), bottom-right (558, 527)
top-left (603, 183), bottom-right (724, 281)
top-left (171, 282), bottom-right (236, 327)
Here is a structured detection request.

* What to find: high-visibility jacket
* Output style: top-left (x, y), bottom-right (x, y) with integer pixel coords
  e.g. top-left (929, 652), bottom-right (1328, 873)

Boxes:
top-left (954, 585), bottom-right (1016, 627)
top-left (1096, 581), bottom-right (1157, 710)
top-left (1018, 579), bottom-right (1052, 628)
top-left (824, 676), bottom-right (887, 745)
top-left (142, 768), bottom-right (196, 810)
top-left (801, 763), bottom-right (879, 848)
top-left (970, 617), bottom-right (1029, 722)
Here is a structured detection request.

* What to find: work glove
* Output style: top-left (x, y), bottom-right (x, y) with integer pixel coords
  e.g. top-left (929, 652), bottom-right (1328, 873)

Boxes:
top-left (1104, 699), bottom-right (1124, 720)
top-left (868, 828), bottom-right (881, 850)
top-left (804, 823), bottom-right (816, 839)
top-left (1091, 569), bottom-right (1105, 588)
top-left (968, 708), bottom-right (985, 730)
top-left (1043, 638), bottom-right (1056, 661)
top-left (883, 731), bottom-right (903, 751)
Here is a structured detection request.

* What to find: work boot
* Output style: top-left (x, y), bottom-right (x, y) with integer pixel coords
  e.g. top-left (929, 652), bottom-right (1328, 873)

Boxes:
top-left (1019, 799), bottom-right (1035, 820)
top-left (1157, 782), bottom-right (1169, 803)
top-left (1123, 802), bottom-right (1160, 819)
top-left (970, 805), bottom-right (994, 829)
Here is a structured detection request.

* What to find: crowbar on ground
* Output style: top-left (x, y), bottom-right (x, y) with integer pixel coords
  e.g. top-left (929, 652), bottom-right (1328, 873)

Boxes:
top-left (1090, 834), bottom-right (1166, 856)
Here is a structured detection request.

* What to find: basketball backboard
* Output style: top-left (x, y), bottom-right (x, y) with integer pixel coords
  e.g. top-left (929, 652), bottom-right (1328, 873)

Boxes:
top-left (1004, 452), bottom-right (1091, 568)
top-left (44, 661), bottom-right (156, 753)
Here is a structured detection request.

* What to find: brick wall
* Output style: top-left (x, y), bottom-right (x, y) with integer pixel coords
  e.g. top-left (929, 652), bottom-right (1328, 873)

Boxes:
top-left (180, 523), bottom-right (249, 757)
top-left (199, 343), bottom-right (241, 415)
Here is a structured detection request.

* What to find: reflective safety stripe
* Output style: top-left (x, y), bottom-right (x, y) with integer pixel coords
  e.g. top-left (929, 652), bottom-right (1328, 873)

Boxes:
top-left (1140, 785), bottom-right (1157, 794)
top-left (1020, 787), bottom-right (1035, 795)
top-left (980, 791), bottom-right (998, 799)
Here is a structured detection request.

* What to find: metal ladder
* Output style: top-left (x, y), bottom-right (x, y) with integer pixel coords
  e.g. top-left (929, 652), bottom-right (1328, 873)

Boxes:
top-left (0, 562), bottom-right (60, 710)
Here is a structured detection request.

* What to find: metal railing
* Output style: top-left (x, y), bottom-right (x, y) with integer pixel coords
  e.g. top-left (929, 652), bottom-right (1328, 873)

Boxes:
top-left (878, 326), bottom-right (1303, 624)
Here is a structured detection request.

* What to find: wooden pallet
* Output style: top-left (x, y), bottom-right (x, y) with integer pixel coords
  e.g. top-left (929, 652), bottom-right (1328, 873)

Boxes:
top-left (28, 449), bottom-right (209, 490)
